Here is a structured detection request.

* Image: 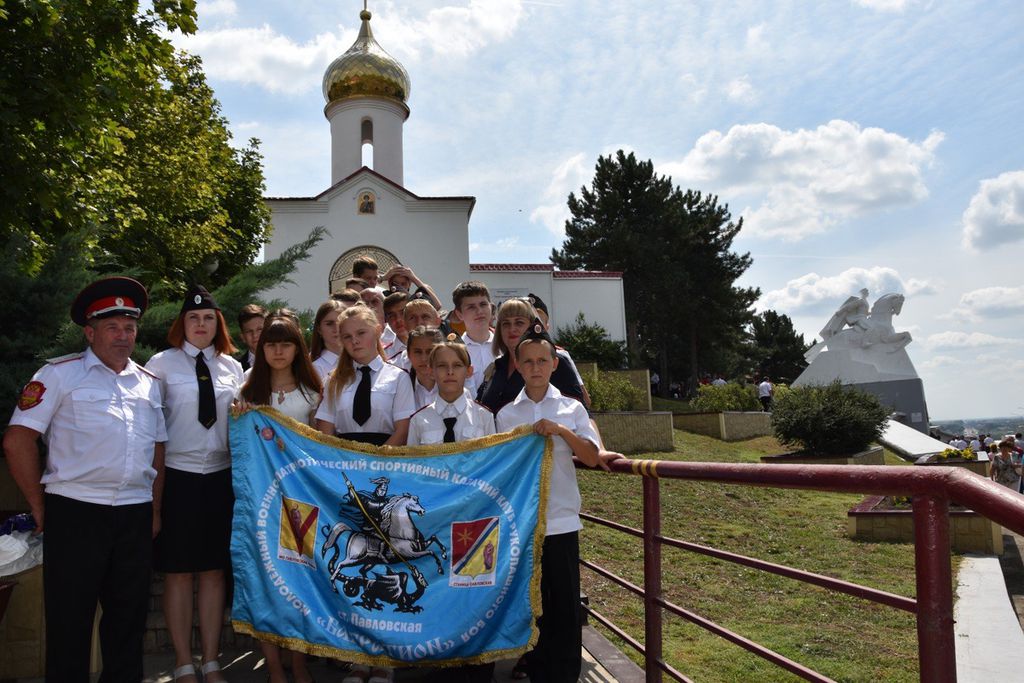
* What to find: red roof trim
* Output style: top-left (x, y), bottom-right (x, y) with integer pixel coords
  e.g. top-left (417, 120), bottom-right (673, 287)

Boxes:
top-left (553, 270), bottom-right (623, 278)
top-left (470, 263), bottom-right (555, 272)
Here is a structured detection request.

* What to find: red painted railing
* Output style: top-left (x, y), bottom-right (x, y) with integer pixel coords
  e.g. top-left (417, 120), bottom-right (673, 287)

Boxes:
top-left (575, 458), bottom-right (1024, 682)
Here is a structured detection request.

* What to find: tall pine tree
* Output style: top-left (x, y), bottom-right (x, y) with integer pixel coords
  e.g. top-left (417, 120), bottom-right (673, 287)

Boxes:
top-left (551, 151), bottom-right (758, 393)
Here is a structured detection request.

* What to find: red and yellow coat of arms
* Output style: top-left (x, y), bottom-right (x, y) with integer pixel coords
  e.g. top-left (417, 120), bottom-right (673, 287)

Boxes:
top-left (17, 381), bottom-right (46, 411)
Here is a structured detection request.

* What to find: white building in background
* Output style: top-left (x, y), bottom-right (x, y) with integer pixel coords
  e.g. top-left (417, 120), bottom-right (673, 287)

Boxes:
top-left (261, 7), bottom-right (626, 340)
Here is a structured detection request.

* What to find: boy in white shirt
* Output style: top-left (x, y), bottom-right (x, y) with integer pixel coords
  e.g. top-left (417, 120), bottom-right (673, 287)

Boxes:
top-left (452, 281), bottom-right (495, 399)
top-left (495, 321), bottom-right (615, 682)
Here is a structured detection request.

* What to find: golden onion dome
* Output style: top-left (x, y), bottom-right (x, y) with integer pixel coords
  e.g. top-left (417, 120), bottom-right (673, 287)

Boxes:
top-left (322, 9), bottom-right (410, 105)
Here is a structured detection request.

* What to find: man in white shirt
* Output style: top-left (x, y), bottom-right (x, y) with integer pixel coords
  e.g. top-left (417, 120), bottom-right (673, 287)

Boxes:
top-left (3, 277), bottom-right (167, 682)
top-left (757, 377), bottom-right (774, 411)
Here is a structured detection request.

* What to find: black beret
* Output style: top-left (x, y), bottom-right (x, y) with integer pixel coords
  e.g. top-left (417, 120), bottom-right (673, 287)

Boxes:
top-left (181, 285), bottom-right (220, 314)
top-left (527, 293), bottom-right (548, 316)
top-left (70, 277), bottom-right (148, 326)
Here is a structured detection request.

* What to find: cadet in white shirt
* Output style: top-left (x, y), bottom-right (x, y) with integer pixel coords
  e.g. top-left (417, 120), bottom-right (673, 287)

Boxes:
top-left (404, 325), bottom-right (443, 409)
top-left (494, 322), bottom-right (614, 683)
top-left (452, 281), bottom-right (496, 399)
top-left (4, 277), bottom-right (166, 682)
top-left (310, 299), bottom-right (347, 381)
top-left (144, 285), bottom-right (242, 683)
top-left (409, 338), bottom-right (496, 445)
top-left (316, 305), bottom-right (416, 446)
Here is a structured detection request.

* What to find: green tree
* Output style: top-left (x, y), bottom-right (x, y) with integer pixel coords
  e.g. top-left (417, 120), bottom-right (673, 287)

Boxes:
top-left (554, 313), bottom-right (627, 370)
top-left (746, 310), bottom-right (809, 384)
top-left (551, 151), bottom-right (758, 394)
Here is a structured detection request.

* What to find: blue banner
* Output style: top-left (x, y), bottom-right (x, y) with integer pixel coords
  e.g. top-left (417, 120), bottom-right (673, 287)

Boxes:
top-left (228, 408), bottom-right (550, 667)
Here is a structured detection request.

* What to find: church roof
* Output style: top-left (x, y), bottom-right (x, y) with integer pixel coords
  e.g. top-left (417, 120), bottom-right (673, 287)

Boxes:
top-left (265, 166), bottom-right (475, 214)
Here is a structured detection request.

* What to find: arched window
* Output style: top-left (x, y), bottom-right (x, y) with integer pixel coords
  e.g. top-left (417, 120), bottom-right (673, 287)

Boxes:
top-left (328, 245), bottom-right (401, 294)
top-left (361, 118), bottom-right (373, 168)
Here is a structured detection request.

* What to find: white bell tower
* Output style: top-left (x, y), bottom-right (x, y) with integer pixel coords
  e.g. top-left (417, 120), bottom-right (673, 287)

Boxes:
top-left (322, 6), bottom-right (411, 187)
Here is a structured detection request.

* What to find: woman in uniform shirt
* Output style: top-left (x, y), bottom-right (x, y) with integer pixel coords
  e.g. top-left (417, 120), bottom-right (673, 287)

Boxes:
top-left (235, 315), bottom-right (320, 683)
top-left (315, 305), bottom-right (415, 446)
top-left (310, 299), bottom-right (346, 382)
top-left (146, 286), bottom-right (243, 683)
top-left (475, 298), bottom-right (583, 414)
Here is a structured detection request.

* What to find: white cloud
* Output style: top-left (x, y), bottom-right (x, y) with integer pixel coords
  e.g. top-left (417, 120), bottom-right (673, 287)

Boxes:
top-left (200, 0), bottom-right (237, 19)
top-left (920, 355), bottom-right (962, 370)
top-left (945, 285), bottom-right (1024, 322)
top-left (529, 152), bottom-right (590, 238)
top-left (174, 0), bottom-right (525, 94)
top-left (760, 266), bottom-right (937, 313)
top-left (961, 170), bottom-right (1024, 250)
top-left (724, 75), bottom-right (757, 105)
top-left (745, 23), bottom-right (769, 52)
top-left (853, 0), bottom-right (917, 11)
top-left (173, 25), bottom-right (349, 94)
top-left (663, 120), bottom-right (943, 241)
top-left (923, 331), bottom-right (1021, 350)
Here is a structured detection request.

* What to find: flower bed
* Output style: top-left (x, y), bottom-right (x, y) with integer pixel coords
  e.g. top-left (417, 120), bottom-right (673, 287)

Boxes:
top-left (847, 495), bottom-right (1002, 554)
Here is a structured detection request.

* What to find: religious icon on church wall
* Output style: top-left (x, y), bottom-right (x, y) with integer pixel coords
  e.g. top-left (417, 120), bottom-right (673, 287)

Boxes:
top-left (358, 191), bottom-right (375, 215)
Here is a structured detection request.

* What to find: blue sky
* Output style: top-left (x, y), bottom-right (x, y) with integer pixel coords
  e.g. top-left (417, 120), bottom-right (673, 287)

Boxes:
top-left (172, 0), bottom-right (1024, 421)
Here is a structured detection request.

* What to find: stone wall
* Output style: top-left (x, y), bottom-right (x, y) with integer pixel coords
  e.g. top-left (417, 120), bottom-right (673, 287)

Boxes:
top-left (672, 411), bottom-right (772, 441)
top-left (592, 412), bottom-right (674, 454)
top-left (847, 495), bottom-right (1002, 554)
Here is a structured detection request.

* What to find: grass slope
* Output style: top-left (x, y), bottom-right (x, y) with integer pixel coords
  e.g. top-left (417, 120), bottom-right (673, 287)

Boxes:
top-left (577, 431), bottom-right (950, 682)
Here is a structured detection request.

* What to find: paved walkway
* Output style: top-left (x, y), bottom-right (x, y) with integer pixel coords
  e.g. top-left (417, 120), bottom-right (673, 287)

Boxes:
top-left (954, 532), bottom-right (1024, 682)
top-left (17, 626), bottom-right (640, 683)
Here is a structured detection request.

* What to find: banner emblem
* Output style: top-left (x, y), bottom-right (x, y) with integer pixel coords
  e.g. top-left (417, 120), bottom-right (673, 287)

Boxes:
top-left (279, 497), bottom-right (319, 568)
top-left (450, 517), bottom-right (500, 587)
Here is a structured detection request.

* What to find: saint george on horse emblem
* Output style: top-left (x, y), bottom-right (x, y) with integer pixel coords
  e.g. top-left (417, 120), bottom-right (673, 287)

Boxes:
top-left (320, 475), bottom-right (448, 613)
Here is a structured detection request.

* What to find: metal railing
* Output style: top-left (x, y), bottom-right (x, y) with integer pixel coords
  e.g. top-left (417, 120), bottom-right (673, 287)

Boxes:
top-left (575, 457), bottom-right (1024, 682)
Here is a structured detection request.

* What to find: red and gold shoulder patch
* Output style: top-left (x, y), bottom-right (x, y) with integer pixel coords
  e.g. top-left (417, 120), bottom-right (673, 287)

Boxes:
top-left (18, 381), bottom-right (46, 411)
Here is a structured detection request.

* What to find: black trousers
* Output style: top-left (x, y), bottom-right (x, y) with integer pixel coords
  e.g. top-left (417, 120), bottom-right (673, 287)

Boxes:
top-left (526, 531), bottom-right (582, 683)
top-left (43, 493), bottom-right (152, 683)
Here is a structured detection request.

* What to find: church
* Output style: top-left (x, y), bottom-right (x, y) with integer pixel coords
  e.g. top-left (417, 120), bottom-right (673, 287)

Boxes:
top-left (262, 6), bottom-right (626, 340)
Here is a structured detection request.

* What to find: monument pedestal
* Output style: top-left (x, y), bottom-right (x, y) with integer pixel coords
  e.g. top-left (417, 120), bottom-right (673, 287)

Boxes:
top-left (852, 377), bottom-right (929, 433)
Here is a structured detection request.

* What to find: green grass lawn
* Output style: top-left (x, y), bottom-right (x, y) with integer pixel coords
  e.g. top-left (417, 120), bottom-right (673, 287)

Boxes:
top-left (577, 431), bottom-right (949, 682)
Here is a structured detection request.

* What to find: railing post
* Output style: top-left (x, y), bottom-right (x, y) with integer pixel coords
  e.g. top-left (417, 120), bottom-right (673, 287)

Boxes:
top-left (642, 475), bottom-right (663, 682)
top-left (912, 494), bottom-right (956, 683)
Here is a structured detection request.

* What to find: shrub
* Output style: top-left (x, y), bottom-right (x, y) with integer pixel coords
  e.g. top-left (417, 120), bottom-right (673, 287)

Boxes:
top-left (692, 383), bottom-right (761, 412)
top-left (588, 371), bottom-right (647, 411)
top-left (770, 381), bottom-right (889, 455)
top-left (554, 313), bottom-right (628, 370)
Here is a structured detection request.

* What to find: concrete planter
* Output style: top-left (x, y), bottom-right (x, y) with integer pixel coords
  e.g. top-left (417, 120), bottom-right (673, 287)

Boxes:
top-left (592, 411), bottom-right (674, 454)
top-left (672, 411), bottom-right (772, 441)
top-left (847, 495), bottom-right (1002, 554)
top-left (760, 445), bottom-right (885, 466)
top-left (914, 457), bottom-right (990, 478)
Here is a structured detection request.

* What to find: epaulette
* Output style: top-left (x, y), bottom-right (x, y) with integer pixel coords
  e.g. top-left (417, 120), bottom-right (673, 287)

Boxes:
top-left (482, 361), bottom-right (496, 383)
top-left (388, 349), bottom-right (404, 361)
top-left (410, 404), bottom-right (430, 419)
top-left (474, 400), bottom-right (493, 414)
top-left (138, 365), bottom-right (160, 380)
top-left (383, 341), bottom-right (394, 351)
top-left (46, 352), bottom-right (82, 365)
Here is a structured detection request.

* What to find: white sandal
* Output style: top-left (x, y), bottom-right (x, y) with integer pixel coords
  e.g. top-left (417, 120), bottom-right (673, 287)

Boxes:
top-left (342, 664), bottom-right (370, 683)
top-left (172, 664), bottom-right (198, 681)
top-left (200, 660), bottom-right (224, 681)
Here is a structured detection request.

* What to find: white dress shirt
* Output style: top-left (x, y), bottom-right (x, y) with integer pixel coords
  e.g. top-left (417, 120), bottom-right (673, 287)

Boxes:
top-left (412, 375), bottom-right (439, 410)
top-left (495, 385), bottom-right (598, 536)
top-left (9, 348), bottom-right (168, 505)
top-left (408, 389), bottom-right (496, 445)
top-left (388, 349), bottom-right (412, 371)
top-left (315, 356), bottom-right (416, 434)
top-left (312, 349), bottom-right (339, 382)
top-left (462, 330), bottom-right (495, 397)
top-left (145, 342), bottom-right (243, 474)
top-left (381, 324), bottom-right (397, 347)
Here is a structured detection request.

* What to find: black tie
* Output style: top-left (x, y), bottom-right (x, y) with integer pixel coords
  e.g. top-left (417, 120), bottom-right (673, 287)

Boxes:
top-left (443, 417), bottom-right (457, 443)
top-left (353, 366), bottom-right (372, 426)
top-left (196, 353), bottom-right (216, 428)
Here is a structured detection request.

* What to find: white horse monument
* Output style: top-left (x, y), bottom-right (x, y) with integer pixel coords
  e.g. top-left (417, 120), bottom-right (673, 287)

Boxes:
top-left (794, 289), bottom-right (930, 433)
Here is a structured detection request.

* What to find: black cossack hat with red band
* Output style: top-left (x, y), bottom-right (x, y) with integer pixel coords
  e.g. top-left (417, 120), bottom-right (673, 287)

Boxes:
top-left (70, 276), bottom-right (149, 326)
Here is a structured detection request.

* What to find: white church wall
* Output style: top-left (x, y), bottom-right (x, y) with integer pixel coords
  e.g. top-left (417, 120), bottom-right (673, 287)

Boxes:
top-left (552, 278), bottom-right (627, 341)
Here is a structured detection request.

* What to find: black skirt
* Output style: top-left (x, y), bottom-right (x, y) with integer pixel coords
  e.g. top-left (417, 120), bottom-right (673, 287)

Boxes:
top-left (153, 467), bottom-right (234, 573)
